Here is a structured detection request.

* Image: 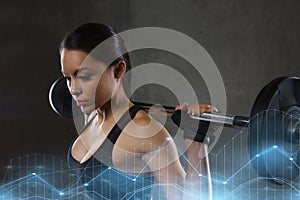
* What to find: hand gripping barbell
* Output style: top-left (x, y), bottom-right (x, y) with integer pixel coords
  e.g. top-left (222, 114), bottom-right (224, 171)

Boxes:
top-left (49, 76), bottom-right (300, 183)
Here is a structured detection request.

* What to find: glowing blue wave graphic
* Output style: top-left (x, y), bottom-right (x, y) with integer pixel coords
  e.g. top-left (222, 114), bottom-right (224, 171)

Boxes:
top-left (1, 110), bottom-right (300, 199)
top-left (1, 145), bottom-right (299, 199)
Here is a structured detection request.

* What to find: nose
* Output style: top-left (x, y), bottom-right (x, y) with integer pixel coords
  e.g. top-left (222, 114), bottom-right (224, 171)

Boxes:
top-left (68, 78), bottom-right (82, 96)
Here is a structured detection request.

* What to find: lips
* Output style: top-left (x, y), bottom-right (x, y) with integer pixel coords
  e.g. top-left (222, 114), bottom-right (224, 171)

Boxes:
top-left (76, 100), bottom-right (89, 107)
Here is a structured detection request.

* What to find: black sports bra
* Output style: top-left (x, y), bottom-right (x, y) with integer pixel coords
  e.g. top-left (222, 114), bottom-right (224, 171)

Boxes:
top-left (67, 105), bottom-right (142, 168)
top-left (66, 105), bottom-right (157, 200)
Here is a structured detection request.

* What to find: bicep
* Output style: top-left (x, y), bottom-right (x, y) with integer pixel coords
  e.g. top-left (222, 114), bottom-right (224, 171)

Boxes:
top-left (141, 128), bottom-right (186, 185)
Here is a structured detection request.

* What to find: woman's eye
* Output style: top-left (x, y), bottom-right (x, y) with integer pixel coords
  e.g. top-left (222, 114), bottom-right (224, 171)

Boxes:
top-left (77, 76), bottom-right (91, 81)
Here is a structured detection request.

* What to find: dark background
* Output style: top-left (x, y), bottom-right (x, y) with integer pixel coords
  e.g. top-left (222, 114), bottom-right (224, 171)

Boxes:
top-left (0, 0), bottom-right (299, 179)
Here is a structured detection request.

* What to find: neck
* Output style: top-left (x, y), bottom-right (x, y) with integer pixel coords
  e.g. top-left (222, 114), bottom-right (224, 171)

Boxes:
top-left (98, 86), bottom-right (133, 123)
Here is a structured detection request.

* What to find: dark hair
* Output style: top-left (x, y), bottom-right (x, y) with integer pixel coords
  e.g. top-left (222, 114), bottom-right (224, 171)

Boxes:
top-left (60, 23), bottom-right (131, 72)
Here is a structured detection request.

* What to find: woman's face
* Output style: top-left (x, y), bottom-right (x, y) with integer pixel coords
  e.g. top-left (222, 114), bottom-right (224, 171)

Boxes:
top-left (60, 49), bottom-right (116, 114)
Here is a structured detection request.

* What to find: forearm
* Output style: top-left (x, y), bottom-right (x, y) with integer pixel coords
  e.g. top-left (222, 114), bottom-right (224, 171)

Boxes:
top-left (152, 168), bottom-right (185, 200)
top-left (184, 140), bottom-right (212, 200)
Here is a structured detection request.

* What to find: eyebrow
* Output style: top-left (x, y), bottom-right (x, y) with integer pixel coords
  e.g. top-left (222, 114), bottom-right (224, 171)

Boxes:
top-left (61, 67), bottom-right (95, 76)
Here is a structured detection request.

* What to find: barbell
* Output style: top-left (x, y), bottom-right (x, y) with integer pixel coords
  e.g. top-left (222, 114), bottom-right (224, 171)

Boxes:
top-left (48, 76), bottom-right (300, 183)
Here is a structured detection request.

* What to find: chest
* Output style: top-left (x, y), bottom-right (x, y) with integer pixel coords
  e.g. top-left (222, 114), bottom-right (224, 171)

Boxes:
top-left (71, 120), bottom-right (148, 173)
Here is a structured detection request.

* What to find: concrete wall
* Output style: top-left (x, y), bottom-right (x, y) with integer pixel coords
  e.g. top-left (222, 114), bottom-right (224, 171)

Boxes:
top-left (0, 0), bottom-right (299, 179)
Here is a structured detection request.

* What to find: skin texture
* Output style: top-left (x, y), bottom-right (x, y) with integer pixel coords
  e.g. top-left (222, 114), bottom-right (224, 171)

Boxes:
top-left (61, 49), bottom-right (116, 114)
top-left (61, 49), bottom-right (214, 199)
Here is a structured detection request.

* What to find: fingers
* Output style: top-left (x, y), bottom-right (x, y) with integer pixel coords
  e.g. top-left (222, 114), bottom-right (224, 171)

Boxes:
top-left (187, 104), bottom-right (218, 115)
top-left (175, 103), bottom-right (218, 115)
top-left (175, 102), bottom-right (188, 111)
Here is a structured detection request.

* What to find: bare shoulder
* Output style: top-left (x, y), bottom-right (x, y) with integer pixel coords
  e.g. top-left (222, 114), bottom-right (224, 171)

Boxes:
top-left (124, 109), bottom-right (172, 146)
top-left (132, 109), bottom-right (152, 126)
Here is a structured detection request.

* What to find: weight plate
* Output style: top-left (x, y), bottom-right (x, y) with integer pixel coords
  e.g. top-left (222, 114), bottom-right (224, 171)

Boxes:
top-left (249, 77), bottom-right (300, 182)
top-left (49, 77), bottom-right (75, 118)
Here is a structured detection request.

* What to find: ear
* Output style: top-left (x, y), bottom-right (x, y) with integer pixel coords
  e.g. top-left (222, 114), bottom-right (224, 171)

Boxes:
top-left (114, 60), bottom-right (126, 80)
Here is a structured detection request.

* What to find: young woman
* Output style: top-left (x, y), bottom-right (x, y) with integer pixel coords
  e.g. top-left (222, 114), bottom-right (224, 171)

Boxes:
top-left (60, 23), bottom-right (217, 199)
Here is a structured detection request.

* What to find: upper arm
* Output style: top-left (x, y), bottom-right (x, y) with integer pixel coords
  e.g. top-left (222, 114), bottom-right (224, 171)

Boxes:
top-left (141, 128), bottom-right (186, 185)
top-left (124, 110), bottom-right (186, 184)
